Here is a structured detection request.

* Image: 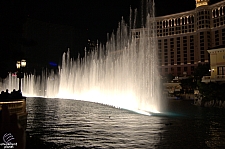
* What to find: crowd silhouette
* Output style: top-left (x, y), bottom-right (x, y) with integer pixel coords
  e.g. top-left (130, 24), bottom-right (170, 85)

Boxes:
top-left (0, 89), bottom-right (23, 101)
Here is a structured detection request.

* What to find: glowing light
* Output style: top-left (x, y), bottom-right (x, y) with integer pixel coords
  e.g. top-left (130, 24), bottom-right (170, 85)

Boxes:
top-left (21, 60), bottom-right (26, 67)
top-left (0, 101), bottom-right (23, 104)
top-left (49, 62), bottom-right (58, 67)
top-left (16, 61), bottom-right (21, 69)
top-left (133, 109), bottom-right (152, 116)
top-left (196, 0), bottom-right (209, 8)
top-left (1, 2), bottom-right (163, 115)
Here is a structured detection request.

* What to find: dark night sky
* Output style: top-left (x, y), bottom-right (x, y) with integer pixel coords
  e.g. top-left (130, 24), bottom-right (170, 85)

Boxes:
top-left (26, 0), bottom-right (140, 42)
top-left (26, 0), bottom-right (221, 41)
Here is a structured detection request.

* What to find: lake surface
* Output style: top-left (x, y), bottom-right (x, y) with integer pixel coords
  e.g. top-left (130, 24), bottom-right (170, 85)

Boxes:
top-left (26, 97), bottom-right (225, 149)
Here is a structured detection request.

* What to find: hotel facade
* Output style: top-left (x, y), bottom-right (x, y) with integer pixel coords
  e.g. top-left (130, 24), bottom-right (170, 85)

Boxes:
top-left (132, 0), bottom-right (225, 77)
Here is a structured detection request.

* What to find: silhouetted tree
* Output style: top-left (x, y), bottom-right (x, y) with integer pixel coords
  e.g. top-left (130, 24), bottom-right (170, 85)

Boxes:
top-left (163, 73), bottom-right (174, 83)
top-left (194, 63), bottom-right (210, 82)
top-left (180, 77), bottom-right (196, 94)
top-left (198, 82), bottom-right (225, 101)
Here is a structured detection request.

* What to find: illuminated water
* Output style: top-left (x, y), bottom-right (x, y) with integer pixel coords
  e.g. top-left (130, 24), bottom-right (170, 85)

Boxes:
top-left (26, 97), bottom-right (225, 149)
top-left (0, 2), bottom-right (163, 113)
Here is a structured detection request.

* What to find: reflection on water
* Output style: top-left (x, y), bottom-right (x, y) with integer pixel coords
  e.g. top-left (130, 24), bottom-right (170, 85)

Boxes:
top-left (26, 98), bottom-right (225, 148)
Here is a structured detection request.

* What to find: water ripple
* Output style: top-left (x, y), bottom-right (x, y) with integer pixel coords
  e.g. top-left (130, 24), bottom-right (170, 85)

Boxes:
top-left (26, 97), bottom-right (225, 148)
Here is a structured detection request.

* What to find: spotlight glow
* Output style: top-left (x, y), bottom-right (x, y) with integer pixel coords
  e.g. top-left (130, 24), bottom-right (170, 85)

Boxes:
top-left (0, 1), bottom-right (164, 114)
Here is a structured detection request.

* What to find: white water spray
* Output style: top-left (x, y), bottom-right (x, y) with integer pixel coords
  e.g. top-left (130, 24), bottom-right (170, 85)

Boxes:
top-left (1, 1), bottom-right (163, 113)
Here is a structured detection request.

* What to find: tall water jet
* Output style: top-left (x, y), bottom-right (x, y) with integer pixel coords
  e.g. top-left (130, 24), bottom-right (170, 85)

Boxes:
top-left (1, 0), bottom-right (164, 114)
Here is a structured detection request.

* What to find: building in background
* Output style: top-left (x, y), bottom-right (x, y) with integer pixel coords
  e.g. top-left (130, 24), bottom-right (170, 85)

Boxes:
top-left (202, 45), bottom-right (225, 82)
top-left (132, 0), bottom-right (225, 77)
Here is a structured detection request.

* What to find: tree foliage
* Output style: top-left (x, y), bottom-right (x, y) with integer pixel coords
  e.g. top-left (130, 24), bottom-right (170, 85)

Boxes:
top-left (198, 82), bottom-right (225, 101)
top-left (194, 63), bottom-right (210, 81)
top-left (165, 73), bottom-right (174, 82)
top-left (180, 77), bottom-right (196, 94)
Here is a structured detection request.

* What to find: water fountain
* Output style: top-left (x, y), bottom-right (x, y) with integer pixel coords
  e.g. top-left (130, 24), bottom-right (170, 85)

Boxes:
top-left (1, 0), bottom-right (164, 114)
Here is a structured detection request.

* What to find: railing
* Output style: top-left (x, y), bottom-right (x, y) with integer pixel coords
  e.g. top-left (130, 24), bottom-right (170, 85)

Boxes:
top-left (202, 75), bottom-right (225, 82)
top-left (202, 76), bottom-right (211, 82)
top-left (217, 75), bottom-right (225, 79)
top-left (0, 99), bottom-right (27, 130)
top-left (203, 76), bottom-right (211, 79)
top-left (0, 100), bottom-right (25, 114)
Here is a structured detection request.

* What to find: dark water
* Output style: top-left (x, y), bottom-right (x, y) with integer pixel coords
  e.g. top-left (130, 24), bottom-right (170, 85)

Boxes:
top-left (26, 97), bottom-right (225, 149)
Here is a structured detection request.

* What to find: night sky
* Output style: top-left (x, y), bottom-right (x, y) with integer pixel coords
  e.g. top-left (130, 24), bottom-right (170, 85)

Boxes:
top-left (26, 0), bottom-right (184, 42)
top-left (25, 0), bottom-right (221, 41)
top-left (0, 0), bottom-right (222, 77)
top-left (26, 0), bottom-right (140, 42)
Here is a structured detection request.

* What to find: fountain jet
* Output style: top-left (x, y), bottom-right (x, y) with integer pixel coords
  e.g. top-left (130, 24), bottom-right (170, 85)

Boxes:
top-left (1, 0), bottom-right (164, 114)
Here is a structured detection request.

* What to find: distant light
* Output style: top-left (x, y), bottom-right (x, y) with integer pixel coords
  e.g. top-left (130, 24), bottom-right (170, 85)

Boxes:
top-left (16, 61), bottom-right (21, 69)
top-left (12, 73), bottom-right (17, 77)
top-left (21, 59), bottom-right (26, 67)
top-left (49, 62), bottom-right (58, 67)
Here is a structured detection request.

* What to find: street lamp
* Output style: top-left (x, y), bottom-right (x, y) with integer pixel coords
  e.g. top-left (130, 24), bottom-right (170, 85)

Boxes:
top-left (16, 59), bottom-right (26, 91)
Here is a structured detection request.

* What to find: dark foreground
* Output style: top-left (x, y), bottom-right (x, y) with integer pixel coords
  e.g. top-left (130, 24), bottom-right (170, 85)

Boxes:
top-left (25, 97), bottom-right (225, 149)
